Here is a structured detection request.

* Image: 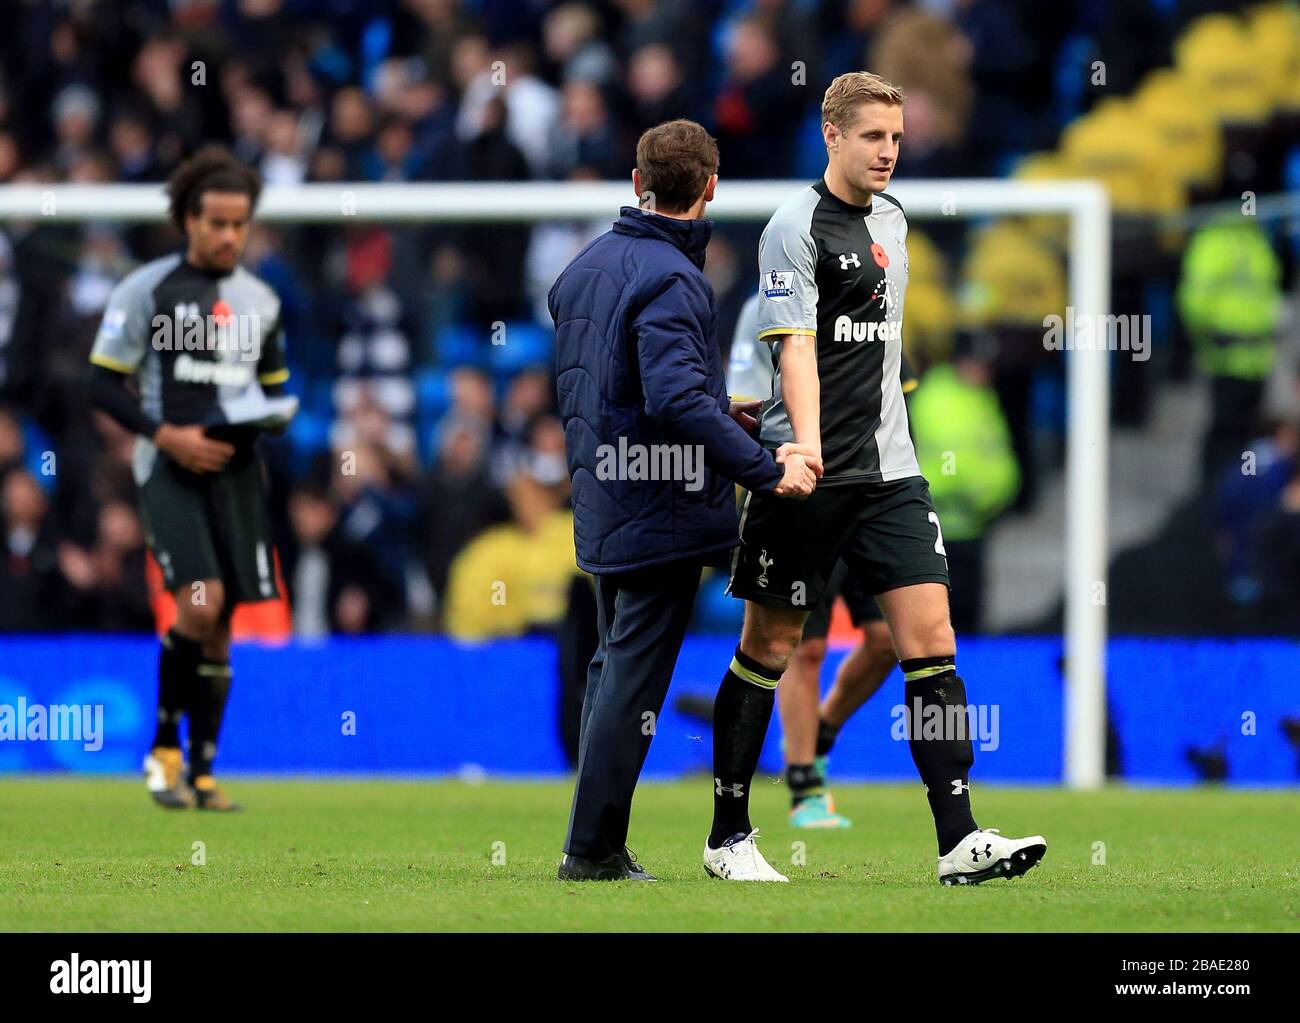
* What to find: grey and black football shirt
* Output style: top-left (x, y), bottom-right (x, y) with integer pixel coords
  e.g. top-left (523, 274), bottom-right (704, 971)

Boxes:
top-left (755, 178), bottom-right (919, 484)
top-left (728, 289), bottom-right (918, 406)
top-left (89, 253), bottom-right (288, 482)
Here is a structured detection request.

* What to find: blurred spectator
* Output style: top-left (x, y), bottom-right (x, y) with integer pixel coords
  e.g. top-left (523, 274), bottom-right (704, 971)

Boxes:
top-left (868, 7), bottom-right (973, 177)
top-left (261, 109), bottom-right (309, 185)
top-left (130, 31), bottom-right (205, 167)
top-left (58, 500), bottom-right (152, 632)
top-left (443, 456), bottom-right (577, 640)
top-left (543, 3), bottom-right (617, 85)
top-left (626, 44), bottom-right (690, 138)
top-left (523, 187), bottom-right (606, 322)
top-left (0, 469), bottom-right (63, 632)
top-left (325, 86), bottom-right (375, 179)
top-left (285, 482), bottom-right (405, 637)
top-left (419, 414), bottom-right (507, 613)
top-left (613, 0), bottom-right (695, 64)
top-left (1214, 418), bottom-right (1298, 607)
top-left (50, 85), bottom-right (100, 177)
top-left (329, 229), bottom-right (419, 457)
top-left (0, 232), bottom-right (40, 403)
top-left (909, 340), bottom-right (1020, 632)
top-left (546, 81), bottom-right (624, 180)
top-left (821, 0), bottom-right (898, 81)
top-left (455, 40), bottom-right (559, 176)
top-left (489, 368), bottom-right (555, 486)
top-left (453, 96), bottom-right (533, 323)
top-left (0, 405), bottom-right (25, 480)
top-left (712, 15), bottom-right (802, 178)
top-left (1250, 461), bottom-right (1300, 633)
top-left (1177, 219), bottom-right (1284, 483)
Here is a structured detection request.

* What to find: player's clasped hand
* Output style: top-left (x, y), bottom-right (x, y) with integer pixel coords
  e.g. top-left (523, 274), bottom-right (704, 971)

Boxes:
top-left (727, 399), bottom-right (763, 435)
top-left (153, 423), bottom-right (236, 474)
top-left (773, 442), bottom-right (824, 499)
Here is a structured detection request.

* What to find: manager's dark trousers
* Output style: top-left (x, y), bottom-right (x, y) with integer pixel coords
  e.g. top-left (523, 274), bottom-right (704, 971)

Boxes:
top-left (563, 557), bottom-right (704, 859)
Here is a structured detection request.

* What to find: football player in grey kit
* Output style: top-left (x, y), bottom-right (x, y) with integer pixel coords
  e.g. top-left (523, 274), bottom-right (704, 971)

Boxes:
top-left (88, 146), bottom-right (296, 812)
top-left (704, 72), bottom-right (1045, 885)
top-left (729, 291), bottom-right (914, 831)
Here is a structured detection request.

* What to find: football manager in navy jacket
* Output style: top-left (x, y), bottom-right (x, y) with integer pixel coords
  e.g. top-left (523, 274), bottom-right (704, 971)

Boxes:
top-left (548, 119), bottom-right (822, 880)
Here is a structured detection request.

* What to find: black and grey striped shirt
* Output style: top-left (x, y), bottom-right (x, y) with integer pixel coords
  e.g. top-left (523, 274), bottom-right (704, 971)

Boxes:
top-left (88, 252), bottom-right (289, 483)
top-left (754, 178), bottom-right (918, 484)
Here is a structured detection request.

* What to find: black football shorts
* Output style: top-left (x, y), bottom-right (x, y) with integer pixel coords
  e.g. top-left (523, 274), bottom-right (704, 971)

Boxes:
top-left (728, 476), bottom-right (950, 612)
top-left (138, 439), bottom-right (279, 606)
top-left (800, 559), bottom-right (884, 641)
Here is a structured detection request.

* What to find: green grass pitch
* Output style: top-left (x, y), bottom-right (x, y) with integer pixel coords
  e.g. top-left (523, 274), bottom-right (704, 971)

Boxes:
top-left (2, 777), bottom-right (1297, 932)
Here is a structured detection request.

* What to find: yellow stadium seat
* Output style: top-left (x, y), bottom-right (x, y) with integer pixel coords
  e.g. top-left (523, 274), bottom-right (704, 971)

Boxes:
top-left (1132, 71), bottom-right (1223, 191)
top-left (1010, 153), bottom-right (1073, 251)
top-left (903, 281), bottom-right (957, 370)
top-left (1175, 14), bottom-right (1273, 123)
top-left (903, 227), bottom-right (948, 288)
top-left (1060, 105), bottom-right (1186, 214)
top-left (959, 221), bottom-right (1067, 329)
top-left (1246, 3), bottom-right (1300, 113)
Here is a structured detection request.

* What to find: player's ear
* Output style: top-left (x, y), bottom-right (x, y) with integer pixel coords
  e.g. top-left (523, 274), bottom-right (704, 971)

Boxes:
top-left (823, 121), bottom-right (838, 152)
top-left (631, 168), bottom-right (642, 202)
top-left (701, 173), bottom-right (717, 204)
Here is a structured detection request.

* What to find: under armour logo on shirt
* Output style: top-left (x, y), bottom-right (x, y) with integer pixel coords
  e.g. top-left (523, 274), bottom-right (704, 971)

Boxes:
top-left (838, 252), bottom-right (861, 270)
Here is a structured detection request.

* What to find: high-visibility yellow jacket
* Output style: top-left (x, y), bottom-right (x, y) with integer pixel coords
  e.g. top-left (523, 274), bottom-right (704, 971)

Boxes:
top-left (1176, 220), bottom-right (1281, 381)
top-left (911, 365), bottom-right (1020, 542)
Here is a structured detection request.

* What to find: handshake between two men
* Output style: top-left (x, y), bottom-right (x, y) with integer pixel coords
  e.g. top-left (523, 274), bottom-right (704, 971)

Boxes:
top-left (728, 398), bottom-right (823, 499)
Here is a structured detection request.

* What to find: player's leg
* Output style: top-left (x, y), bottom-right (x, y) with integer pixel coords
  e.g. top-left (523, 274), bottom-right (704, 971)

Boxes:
top-left (782, 561), bottom-right (850, 828)
top-left (187, 603), bottom-right (240, 810)
top-left (560, 559), bottom-right (702, 880)
top-left (815, 576), bottom-right (897, 761)
top-left (708, 486), bottom-right (848, 879)
top-left (853, 478), bottom-right (1045, 885)
top-left (187, 441), bottom-right (277, 811)
top-left (139, 452), bottom-right (223, 809)
top-left (778, 635), bottom-right (825, 788)
top-left (819, 619), bottom-right (896, 736)
top-left (702, 599), bottom-right (805, 880)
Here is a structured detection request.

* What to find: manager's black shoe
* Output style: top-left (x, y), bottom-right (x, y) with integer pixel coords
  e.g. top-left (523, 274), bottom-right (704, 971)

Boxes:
top-left (558, 851), bottom-right (640, 881)
top-left (619, 846), bottom-right (657, 881)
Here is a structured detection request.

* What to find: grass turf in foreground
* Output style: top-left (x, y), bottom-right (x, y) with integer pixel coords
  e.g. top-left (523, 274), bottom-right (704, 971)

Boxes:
top-left (0, 778), bottom-right (1296, 932)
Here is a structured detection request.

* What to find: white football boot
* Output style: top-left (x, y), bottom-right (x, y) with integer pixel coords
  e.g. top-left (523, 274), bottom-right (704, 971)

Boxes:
top-left (937, 828), bottom-right (1046, 886)
top-left (703, 829), bottom-right (789, 882)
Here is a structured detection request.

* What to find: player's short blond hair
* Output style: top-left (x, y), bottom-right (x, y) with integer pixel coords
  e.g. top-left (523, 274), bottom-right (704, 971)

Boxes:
top-left (821, 72), bottom-right (905, 133)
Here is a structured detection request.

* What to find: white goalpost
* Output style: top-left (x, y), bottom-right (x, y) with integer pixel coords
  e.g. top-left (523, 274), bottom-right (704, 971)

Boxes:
top-left (0, 178), bottom-right (1111, 789)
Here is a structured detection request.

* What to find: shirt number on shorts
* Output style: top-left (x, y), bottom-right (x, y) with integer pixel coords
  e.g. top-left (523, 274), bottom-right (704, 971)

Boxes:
top-left (927, 512), bottom-right (947, 557)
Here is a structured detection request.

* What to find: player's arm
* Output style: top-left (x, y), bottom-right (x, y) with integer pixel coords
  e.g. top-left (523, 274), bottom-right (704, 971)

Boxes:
top-left (757, 213), bottom-right (821, 459)
top-left (633, 274), bottom-right (813, 495)
top-left (774, 334), bottom-right (820, 461)
top-left (87, 276), bottom-right (232, 473)
top-left (256, 310), bottom-right (290, 395)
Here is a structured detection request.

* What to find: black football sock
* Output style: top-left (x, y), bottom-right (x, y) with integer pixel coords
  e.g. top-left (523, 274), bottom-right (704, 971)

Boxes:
top-left (709, 647), bottom-right (780, 848)
top-left (187, 658), bottom-right (232, 782)
top-left (151, 628), bottom-right (201, 749)
top-left (786, 762), bottom-right (824, 807)
top-left (815, 719), bottom-right (841, 757)
top-left (900, 656), bottom-right (978, 855)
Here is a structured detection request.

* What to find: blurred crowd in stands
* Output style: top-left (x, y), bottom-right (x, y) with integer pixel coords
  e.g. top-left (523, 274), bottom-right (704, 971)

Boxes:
top-left (0, 0), bottom-right (1297, 637)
